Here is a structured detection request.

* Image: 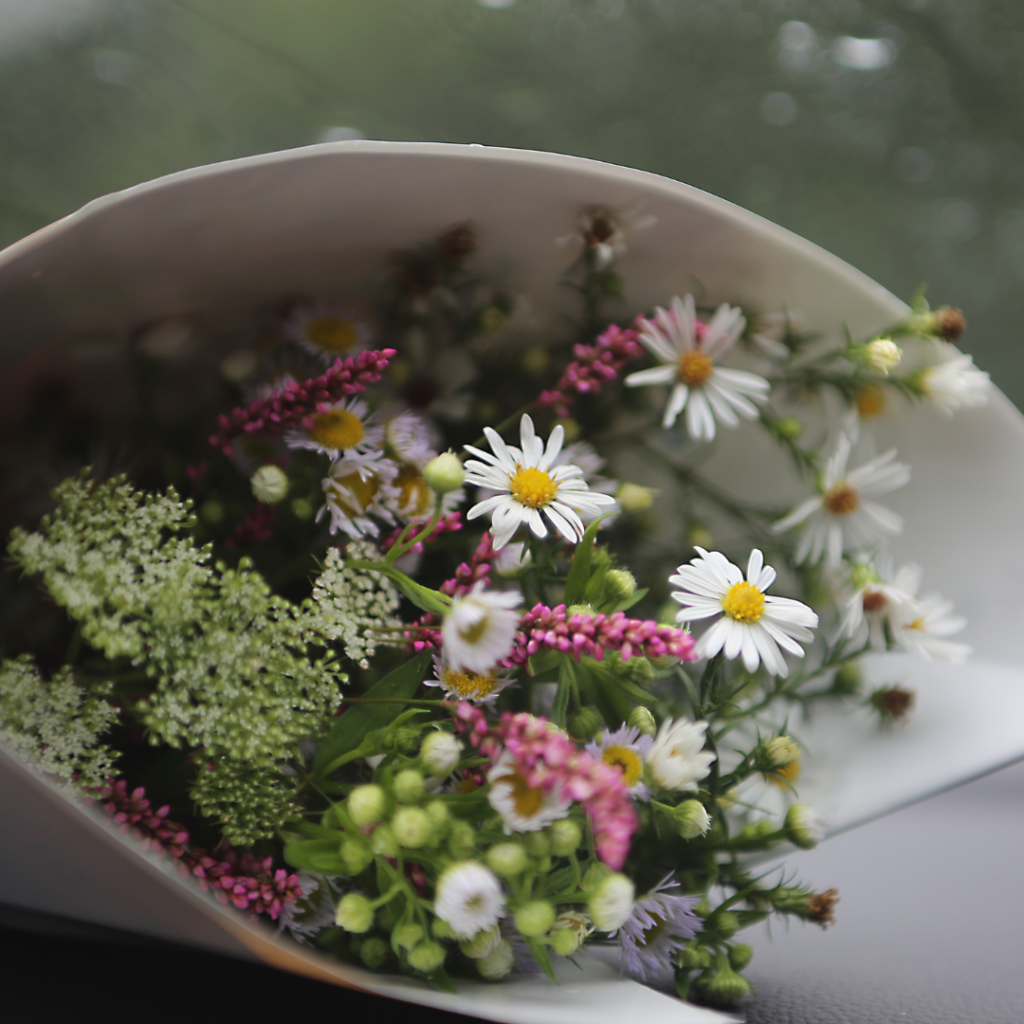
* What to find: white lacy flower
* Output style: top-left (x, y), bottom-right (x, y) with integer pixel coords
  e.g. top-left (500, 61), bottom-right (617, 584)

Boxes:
top-left (463, 415), bottom-right (616, 550)
top-left (671, 548), bottom-right (818, 676)
top-left (488, 751), bottom-right (571, 833)
top-left (434, 861), bottom-right (506, 939)
top-left (286, 397), bottom-right (384, 460)
top-left (646, 717), bottom-right (716, 792)
top-left (441, 583), bottom-right (522, 673)
top-left (585, 725), bottom-right (654, 801)
top-left (425, 655), bottom-right (515, 704)
top-left (772, 433), bottom-right (910, 567)
top-left (284, 300), bottom-right (372, 363)
top-left (917, 346), bottom-right (990, 414)
top-left (617, 875), bottom-right (702, 985)
top-left (624, 294), bottom-right (769, 438)
top-left (318, 451), bottom-right (398, 539)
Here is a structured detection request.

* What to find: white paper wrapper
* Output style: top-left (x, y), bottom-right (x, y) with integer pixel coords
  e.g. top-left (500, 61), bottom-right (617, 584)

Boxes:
top-left (1, 141), bottom-right (1022, 1023)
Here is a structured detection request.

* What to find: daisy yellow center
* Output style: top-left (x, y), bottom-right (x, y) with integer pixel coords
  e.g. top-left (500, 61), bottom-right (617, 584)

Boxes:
top-left (305, 315), bottom-right (358, 353)
top-left (823, 483), bottom-right (859, 516)
top-left (906, 616), bottom-right (926, 632)
top-left (395, 464), bottom-right (433, 517)
top-left (310, 408), bottom-right (365, 451)
top-left (856, 386), bottom-right (886, 419)
top-left (641, 913), bottom-right (667, 948)
top-left (508, 771), bottom-right (544, 818)
top-left (327, 472), bottom-right (378, 515)
top-left (768, 758), bottom-right (802, 788)
top-left (458, 615), bottom-right (489, 645)
top-left (455, 775), bottom-right (479, 795)
top-left (442, 667), bottom-right (500, 699)
top-left (601, 745), bottom-right (644, 788)
top-left (677, 350), bottom-right (715, 387)
top-left (509, 465), bottom-right (558, 509)
top-left (721, 580), bottom-right (765, 623)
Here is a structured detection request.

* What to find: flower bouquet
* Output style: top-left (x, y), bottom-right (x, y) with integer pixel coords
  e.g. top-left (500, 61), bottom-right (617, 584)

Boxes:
top-left (1, 143), bottom-right (1023, 1024)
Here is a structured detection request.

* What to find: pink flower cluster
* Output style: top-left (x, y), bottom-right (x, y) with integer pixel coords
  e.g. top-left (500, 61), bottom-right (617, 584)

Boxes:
top-left (225, 503), bottom-right (277, 548)
top-left (538, 324), bottom-right (643, 418)
top-left (506, 603), bottom-right (697, 666)
top-left (459, 709), bottom-right (638, 870)
top-left (209, 348), bottom-right (396, 455)
top-left (96, 779), bottom-right (303, 921)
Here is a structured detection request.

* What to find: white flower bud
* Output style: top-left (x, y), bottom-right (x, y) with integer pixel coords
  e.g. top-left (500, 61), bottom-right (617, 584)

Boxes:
top-left (866, 338), bottom-right (901, 374)
top-left (250, 464), bottom-right (289, 504)
top-left (335, 893), bottom-right (374, 932)
top-left (673, 799), bottom-right (712, 839)
top-left (627, 706), bottom-right (657, 737)
top-left (487, 842), bottom-right (529, 878)
top-left (764, 736), bottom-right (801, 769)
top-left (785, 804), bottom-right (825, 849)
top-left (422, 451), bottom-right (465, 495)
top-left (459, 924), bottom-right (501, 959)
top-left (348, 784), bottom-right (386, 827)
top-left (420, 730), bottom-right (461, 777)
top-left (588, 873), bottom-right (635, 932)
top-left (392, 806), bottom-right (432, 848)
top-left (514, 900), bottom-right (556, 937)
top-left (407, 940), bottom-right (447, 973)
top-left (394, 768), bottom-right (425, 804)
top-left (476, 938), bottom-right (515, 980)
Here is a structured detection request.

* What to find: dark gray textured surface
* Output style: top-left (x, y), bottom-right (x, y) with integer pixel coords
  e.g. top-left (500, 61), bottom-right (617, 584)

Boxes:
top-left (743, 759), bottom-right (1024, 1024)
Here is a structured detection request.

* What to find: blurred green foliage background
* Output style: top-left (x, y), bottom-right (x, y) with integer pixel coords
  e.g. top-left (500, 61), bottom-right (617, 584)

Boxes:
top-left (2, 0), bottom-right (1022, 401)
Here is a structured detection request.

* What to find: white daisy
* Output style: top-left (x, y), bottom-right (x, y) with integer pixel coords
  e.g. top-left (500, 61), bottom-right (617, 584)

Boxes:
top-left (883, 565), bottom-right (971, 662)
top-left (318, 451), bottom-right (398, 539)
top-left (646, 717), bottom-right (716, 792)
top-left (285, 397), bottom-right (384, 460)
top-left (441, 582), bottom-right (522, 674)
top-left (585, 725), bottom-right (654, 801)
top-left (487, 751), bottom-right (572, 834)
top-left (914, 344), bottom-right (990, 415)
top-left (385, 460), bottom-right (464, 522)
top-left (838, 557), bottom-right (916, 649)
top-left (383, 408), bottom-right (436, 466)
top-left (434, 861), bottom-right (507, 939)
top-left (425, 655), bottom-right (515, 704)
top-left (772, 433), bottom-right (910, 567)
top-left (463, 414), bottom-right (616, 551)
top-left (284, 300), bottom-right (373, 363)
top-left (624, 294), bottom-right (769, 438)
top-left (670, 548), bottom-right (818, 677)
top-left (617, 874), bottom-right (703, 986)
top-left (557, 203), bottom-right (656, 269)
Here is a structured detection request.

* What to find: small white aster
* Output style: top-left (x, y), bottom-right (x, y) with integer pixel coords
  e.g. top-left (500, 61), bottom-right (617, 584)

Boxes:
top-left (318, 451), bottom-right (399, 539)
top-left (624, 294), bottom-right (770, 438)
top-left (646, 717), bottom-right (716, 792)
top-left (487, 751), bottom-right (571, 834)
top-left (916, 345), bottom-right (990, 415)
top-left (671, 548), bottom-right (818, 677)
top-left (463, 414), bottom-right (616, 550)
top-left (585, 725), bottom-right (654, 801)
top-left (383, 408), bottom-right (435, 465)
top-left (425, 654), bottom-right (515, 704)
top-left (284, 300), bottom-right (373, 363)
top-left (285, 397), bottom-right (384, 460)
top-left (441, 582), bottom-right (522, 674)
top-left (386, 460), bottom-right (464, 522)
top-left (772, 433), bottom-right (910, 567)
top-left (838, 557), bottom-right (916, 649)
top-left (434, 861), bottom-right (507, 939)
top-left (884, 565), bottom-right (971, 662)
top-left (617, 874), bottom-right (703, 986)
top-left (747, 310), bottom-right (796, 360)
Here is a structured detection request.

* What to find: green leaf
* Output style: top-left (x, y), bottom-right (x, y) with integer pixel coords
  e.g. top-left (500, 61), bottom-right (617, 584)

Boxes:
top-left (425, 968), bottom-right (458, 994)
top-left (552, 658), bottom-right (573, 729)
top-left (615, 676), bottom-right (658, 706)
top-left (527, 650), bottom-right (562, 677)
top-left (612, 587), bottom-right (649, 613)
top-left (312, 651), bottom-right (431, 775)
top-left (526, 937), bottom-right (559, 984)
top-left (563, 514), bottom-right (614, 605)
top-left (283, 838), bottom-right (347, 874)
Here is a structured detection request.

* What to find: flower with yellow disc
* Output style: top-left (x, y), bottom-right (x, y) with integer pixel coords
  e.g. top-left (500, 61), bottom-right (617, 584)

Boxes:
top-left (286, 396), bottom-right (384, 460)
top-left (284, 300), bottom-right (373, 364)
top-left (585, 725), bottom-right (654, 801)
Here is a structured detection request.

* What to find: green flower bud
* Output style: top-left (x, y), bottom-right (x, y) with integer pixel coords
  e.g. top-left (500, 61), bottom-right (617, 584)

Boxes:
top-left (524, 831), bottom-right (550, 858)
top-left (290, 496), bottom-right (314, 520)
top-left (775, 416), bottom-right (803, 441)
top-left (548, 819), bottom-right (582, 856)
top-left (728, 943), bottom-right (753, 971)
top-left (335, 893), bottom-right (374, 932)
top-left (392, 727), bottom-right (421, 754)
top-left (348, 784), bottom-right (386, 827)
top-left (250, 465), bottom-right (289, 505)
top-left (678, 943), bottom-right (712, 970)
top-left (548, 927), bottom-right (579, 956)
top-left (370, 824), bottom-right (399, 858)
top-left (588, 873), bottom-right (634, 931)
top-left (393, 923), bottom-right (424, 950)
top-left (709, 911), bottom-right (738, 939)
top-left (431, 918), bottom-right (457, 941)
top-left (605, 568), bottom-right (637, 603)
top-left (487, 842), bottom-right (529, 878)
top-left (615, 482), bottom-right (657, 513)
top-left (515, 900), bottom-right (556, 938)
top-left (426, 800), bottom-right (449, 835)
top-left (568, 707), bottom-right (602, 742)
top-left (476, 938), bottom-right (515, 980)
top-left (407, 940), bottom-right (447, 973)
top-left (607, 651), bottom-right (654, 687)
top-left (785, 804), bottom-right (825, 850)
top-left (761, 735), bottom-right (801, 770)
top-left (694, 957), bottom-right (751, 1007)
top-left (447, 820), bottom-right (476, 858)
top-left (420, 730), bottom-right (461, 777)
top-left (627, 706), bottom-right (657, 737)
top-left (422, 452), bottom-right (465, 495)
top-left (394, 769), bottom-right (425, 804)
top-left (341, 837), bottom-right (374, 875)
top-left (392, 806), bottom-right (432, 848)
top-left (359, 936), bottom-right (389, 969)
top-left (673, 799), bottom-right (711, 840)
top-left (460, 925), bottom-right (501, 959)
